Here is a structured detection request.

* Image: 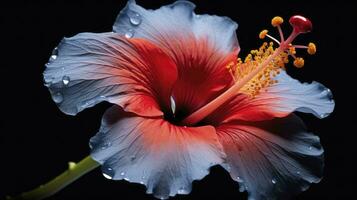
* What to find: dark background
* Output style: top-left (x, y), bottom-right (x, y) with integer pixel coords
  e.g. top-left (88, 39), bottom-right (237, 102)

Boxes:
top-left (1, 0), bottom-right (355, 199)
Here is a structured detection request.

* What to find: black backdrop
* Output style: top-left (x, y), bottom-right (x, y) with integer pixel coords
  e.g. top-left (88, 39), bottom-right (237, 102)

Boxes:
top-left (1, 0), bottom-right (355, 199)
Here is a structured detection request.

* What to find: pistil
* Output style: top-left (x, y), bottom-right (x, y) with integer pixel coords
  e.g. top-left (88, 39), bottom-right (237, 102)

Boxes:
top-left (182, 15), bottom-right (315, 126)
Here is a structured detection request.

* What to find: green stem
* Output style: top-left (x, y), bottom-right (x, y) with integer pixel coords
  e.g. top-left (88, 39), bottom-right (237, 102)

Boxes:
top-left (8, 155), bottom-right (100, 200)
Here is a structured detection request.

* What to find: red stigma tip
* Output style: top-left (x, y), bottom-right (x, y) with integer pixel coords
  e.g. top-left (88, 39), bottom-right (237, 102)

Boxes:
top-left (289, 15), bottom-right (312, 34)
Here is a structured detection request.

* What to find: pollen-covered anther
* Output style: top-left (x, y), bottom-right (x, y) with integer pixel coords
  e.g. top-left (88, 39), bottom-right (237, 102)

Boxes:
top-left (229, 42), bottom-right (288, 97)
top-left (293, 57), bottom-right (305, 68)
top-left (259, 30), bottom-right (268, 39)
top-left (307, 42), bottom-right (316, 55)
top-left (271, 16), bottom-right (284, 27)
top-left (289, 45), bottom-right (296, 55)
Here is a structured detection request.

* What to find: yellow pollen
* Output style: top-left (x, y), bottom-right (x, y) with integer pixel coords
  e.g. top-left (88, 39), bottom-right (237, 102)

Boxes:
top-left (307, 42), bottom-right (316, 55)
top-left (289, 46), bottom-right (296, 55)
top-left (271, 16), bottom-right (284, 27)
top-left (228, 42), bottom-right (289, 97)
top-left (293, 57), bottom-right (305, 68)
top-left (259, 30), bottom-right (268, 39)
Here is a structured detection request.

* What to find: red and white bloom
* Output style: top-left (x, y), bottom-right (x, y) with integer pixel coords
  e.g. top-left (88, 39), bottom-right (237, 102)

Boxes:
top-left (43, 1), bottom-right (334, 199)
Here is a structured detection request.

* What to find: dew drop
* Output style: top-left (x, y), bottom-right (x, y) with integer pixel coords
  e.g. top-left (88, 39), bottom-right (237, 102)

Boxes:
top-left (99, 95), bottom-right (107, 100)
top-left (320, 113), bottom-right (330, 118)
top-left (103, 173), bottom-right (112, 179)
top-left (178, 187), bottom-right (187, 194)
top-left (125, 29), bottom-right (134, 38)
top-left (101, 142), bottom-right (111, 150)
top-left (89, 139), bottom-right (94, 149)
top-left (237, 176), bottom-right (244, 183)
top-left (120, 172), bottom-right (125, 176)
top-left (43, 76), bottom-right (53, 87)
top-left (102, 167), bottom-right (114, 179)
top-left (53, 92), bottom-right (63, 103)
top-left (62, 76), bottom-right (70, 86)
top-left (49, 47), bottom-right (58, 62)
top-left (324, 88), bottom-right (333, 101)
top-left (129, 11), bottom-right (141, 25)
top-left (296, 171), bottom-right (301, 175)
top-left (130, 155), bottom-right (136, 161)
top-left (271, 178), bottom-right (277, 184)
top-left (52, 47), bottom-right (58, 54)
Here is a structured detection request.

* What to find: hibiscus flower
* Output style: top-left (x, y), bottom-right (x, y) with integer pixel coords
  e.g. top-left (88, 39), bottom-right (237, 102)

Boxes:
top-left (40, 1), bottom-right (334, 199)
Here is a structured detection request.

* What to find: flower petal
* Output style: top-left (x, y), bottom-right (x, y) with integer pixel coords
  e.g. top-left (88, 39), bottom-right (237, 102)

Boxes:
top-left (113, 0), bottom-right (239, 54)
top-left (113, 0), bottom-right (240, 118)
top-left (216, 114), bottom-right (323, 199)
top-left (44, 32), bottom-right (177, 117)
top-left (90, 105), bottom-right (225, 199)
top-left (206, 71), bottom-right (335, 123)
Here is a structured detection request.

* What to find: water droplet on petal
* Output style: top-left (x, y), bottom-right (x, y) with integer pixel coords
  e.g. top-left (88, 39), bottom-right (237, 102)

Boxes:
top-left (178, 187), bottom-right (187, 194)
top-left (271, 178), bottom-right (277, 184)
top-left (103, 173), bottom-right (112, 179)
top-left (296, 171), bottom-right (301, 175)
top-left (120, 172), bottom-right (125, 176)
top-left (49, 47), bottom-right (58, 62)
top-left (99, 95), bottom-right (107, 100)
top-left (43, 76), bottom-right (54, 87)
top-left (130, 155), bottom-right (136, 161)
top-left (52, 47), bottom-right (58, 54)
top-left (320, 113), bottom-right (330, 118)
top-left (129, 11), bottom-right (141, 25)
top-left (102, 167), bottom-right (114, 179)
top-left (62, 76), bottom-right (70, 86)
top-left (308, 146), bottom-right (313, 150)
top-left (101, 142), bottom-right (111, 150)
top-left (324, 88), bottom-right (333, 101)
top-left (53, 92), bottom-right (63, 103)
top-left (236, 176), bottom-right (243, 182)
top-left (89, 139), bottom-right (94, 149)
top-left (125, 29), bottom-right (134, 38)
